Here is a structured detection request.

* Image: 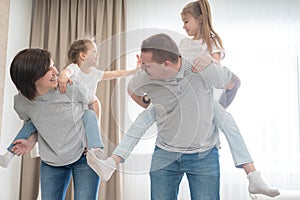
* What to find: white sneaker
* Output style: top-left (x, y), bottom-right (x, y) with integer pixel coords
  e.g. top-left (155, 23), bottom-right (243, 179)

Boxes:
top-left (89, 148), bottom-right (104, 159)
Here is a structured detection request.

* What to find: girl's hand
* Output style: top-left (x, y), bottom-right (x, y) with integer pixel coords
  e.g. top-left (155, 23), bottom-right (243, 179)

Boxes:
top-left (136, 54), bottom-right (142, 71)
top-left (192, 50), bottom-right (213, 72)
top-left (58, 69), bottom-right (73, 93)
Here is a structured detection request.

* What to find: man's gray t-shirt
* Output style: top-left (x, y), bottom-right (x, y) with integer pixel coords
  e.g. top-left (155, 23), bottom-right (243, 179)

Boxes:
top-left (14, 79), bottom-right (90, 166)
top-left (128, 59), bottom-right (232, 153)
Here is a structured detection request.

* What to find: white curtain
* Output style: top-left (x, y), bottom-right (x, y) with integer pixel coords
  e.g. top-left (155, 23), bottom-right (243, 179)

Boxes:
top-left (215, 0), bottom-right (300, 199)
top-left (125, 0), bottom-right (300, 199)
top-left (25, 0), bottom-right (127, 199)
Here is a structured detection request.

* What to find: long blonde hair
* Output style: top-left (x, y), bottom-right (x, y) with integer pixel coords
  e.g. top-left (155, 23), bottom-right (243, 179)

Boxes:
top-left (181, 0), bottom-right (223, 54)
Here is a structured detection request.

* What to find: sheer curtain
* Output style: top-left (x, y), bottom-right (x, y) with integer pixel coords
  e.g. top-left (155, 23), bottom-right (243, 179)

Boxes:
top-left (21, 0), bottom-right (126, 200)
top-left (125, 0), bottom-right (300, 199)
top-left (215, 0), bottom-right (300, 198)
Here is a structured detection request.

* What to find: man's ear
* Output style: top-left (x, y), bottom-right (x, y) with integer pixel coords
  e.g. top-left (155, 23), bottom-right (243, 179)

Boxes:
top-left (164, 60), bottom-right (173, 69)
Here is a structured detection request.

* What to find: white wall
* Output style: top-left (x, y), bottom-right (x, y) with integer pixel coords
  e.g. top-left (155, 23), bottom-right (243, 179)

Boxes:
top-left (0, 0), bottom-right (32, 199)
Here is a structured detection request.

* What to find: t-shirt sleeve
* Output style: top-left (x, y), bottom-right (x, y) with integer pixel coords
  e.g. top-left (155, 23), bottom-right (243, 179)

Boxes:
top-left (14, 94), bottom-right (30, 121)
top-left (211, 47), bottom-right (225, 60)
top-left (211, 39), bottom-right (225, 59)
top-left (96, 68), bottom-right (104, 82)
top-left (128, 71), bottom-right (148, 96)
top-left (66, 63), bottom-right (80, 75)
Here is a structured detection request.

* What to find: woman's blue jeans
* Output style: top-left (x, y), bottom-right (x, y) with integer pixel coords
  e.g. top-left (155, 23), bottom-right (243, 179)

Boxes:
top-left (40, 154), bottom-right (100, 200)
top-left (150, 147), bottom-right (220, 200)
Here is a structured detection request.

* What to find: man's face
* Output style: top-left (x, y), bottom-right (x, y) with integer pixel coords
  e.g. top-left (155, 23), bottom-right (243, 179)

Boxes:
top-left (140, 51), bottom-right (178, 80)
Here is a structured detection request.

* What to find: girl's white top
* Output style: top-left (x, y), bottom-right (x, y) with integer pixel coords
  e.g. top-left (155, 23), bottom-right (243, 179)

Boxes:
top-left (179, 37), bottom-right (225, 66)
top-left (67, 63), bottom-right (104, 102)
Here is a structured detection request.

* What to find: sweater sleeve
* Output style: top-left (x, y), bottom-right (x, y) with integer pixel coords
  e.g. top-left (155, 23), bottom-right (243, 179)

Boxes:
top-left (200, 63), bottom-right (232, 89)
top-left (128, 71), bottom-right (148, 96)
top-left (14, 94), bottom-right (30, 121)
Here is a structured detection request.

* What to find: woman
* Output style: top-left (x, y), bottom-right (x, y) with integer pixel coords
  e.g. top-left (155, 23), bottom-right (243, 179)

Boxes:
top-left (9, 48), bottom-right (100, 200)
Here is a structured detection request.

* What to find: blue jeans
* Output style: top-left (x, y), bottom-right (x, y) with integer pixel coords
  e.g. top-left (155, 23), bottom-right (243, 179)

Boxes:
top-left (213, 101), bottom-right (252, 167)
top-left (7, 109), bottom-right (103, 152)
top-left (40, 154), bottom-right (100, 200)
top-left (218, 73), bottom-right (241, 109)
top-left (150, 147), bottom-right (220, 200)
top-left (82, 110), bottom-right (104, 149)
top-left (7, 120), bottom-right (37, 152)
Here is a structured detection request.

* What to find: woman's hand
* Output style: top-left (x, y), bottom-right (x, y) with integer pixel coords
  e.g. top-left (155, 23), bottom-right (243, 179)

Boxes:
top-left (11, 134), bottom-right (37, 156)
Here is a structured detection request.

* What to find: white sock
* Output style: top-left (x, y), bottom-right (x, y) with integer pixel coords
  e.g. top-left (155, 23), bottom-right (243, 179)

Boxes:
top-left (86, 151), bottom-right (116, 182)
top-left (247, 171), bottom-right (280, 197)
top-left (89, 148), bottom-right (104, 159)
top-left (0, 151), bottom-right (15, 168)
top-left (99, 157), bottom-right (116, 182)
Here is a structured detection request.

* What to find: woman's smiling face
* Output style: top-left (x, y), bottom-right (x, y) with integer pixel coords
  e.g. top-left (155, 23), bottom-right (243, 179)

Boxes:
top-left (35, 59), bottom-right (59, 95)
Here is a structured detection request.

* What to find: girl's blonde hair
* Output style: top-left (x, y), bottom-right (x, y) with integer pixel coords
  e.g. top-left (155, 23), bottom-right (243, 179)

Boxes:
top-left (66, 36), bottom-right (96, 67)
top-left (181, 0), bottom-right (223, 54)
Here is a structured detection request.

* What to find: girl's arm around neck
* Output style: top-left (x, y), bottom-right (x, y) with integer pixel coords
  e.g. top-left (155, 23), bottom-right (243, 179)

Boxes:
top-left (58, 68), bottom-right (74, 93)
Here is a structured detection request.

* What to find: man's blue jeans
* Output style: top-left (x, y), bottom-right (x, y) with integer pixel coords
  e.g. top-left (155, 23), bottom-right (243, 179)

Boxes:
top-left (40, 154), bottom-right (100, 200)
top-left (150, 147), bottom-right (220, 200)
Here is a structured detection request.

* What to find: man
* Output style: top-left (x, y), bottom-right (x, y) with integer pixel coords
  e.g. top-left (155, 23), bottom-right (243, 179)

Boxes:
top-left (128, 33), bottom-right (232, 200)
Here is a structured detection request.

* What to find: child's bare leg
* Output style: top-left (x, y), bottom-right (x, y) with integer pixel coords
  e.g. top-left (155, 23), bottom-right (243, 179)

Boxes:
top-left (243, 162), bottom-right (256, 174)
top-left (111, 154), bottom-right (122, 164)
top-left (243, 163), bottom-right (280, 197)
top-left (88, 98), bottom-right (101, 120)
